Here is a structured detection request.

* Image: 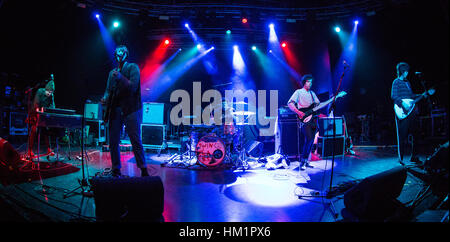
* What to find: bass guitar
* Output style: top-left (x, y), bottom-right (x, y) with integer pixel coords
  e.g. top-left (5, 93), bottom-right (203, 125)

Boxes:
top-left (298, 91), bottom-right (347, 123)
top-left (394, 88), bottom-right (435, 120)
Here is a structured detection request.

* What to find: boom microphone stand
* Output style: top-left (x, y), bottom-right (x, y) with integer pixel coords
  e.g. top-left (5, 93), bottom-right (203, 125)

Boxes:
top-left (298, 63), bottom-right (349, 221)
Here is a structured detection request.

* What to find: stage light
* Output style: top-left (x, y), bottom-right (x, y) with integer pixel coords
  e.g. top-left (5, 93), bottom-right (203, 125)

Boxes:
top-left (226, 30), bottom-right (231, 35)
top-left (211, 46), bottom-right (215, 50)
top-left (179, 48), bottom-right (182, 51)
top-left (334, 26), bottom-right (341, 33)
top-left (95, 14), bottom-right (100, 19)
top-left (242, 18), bottom-right (248, 24)
top-left (197, 44), bottom-right (202, 49)
top-left (269, 23), bottom-right (274, 29)
top-left (252, 46), bottom-right (257, 51)
top-left (269, 50), bottom-right (272, 53)
top-left (233, 45), bottom-right (238, 50)
top-left (184, 23), bottom-right (189, 28)
top-left (281, 42), bottom-right (287, 48)
top-left (164, 39), bottom-right (170, 45)
top-left (354, 20), bottom-right (359, 25)
top-left (113, 21), bottom-right (120, 28)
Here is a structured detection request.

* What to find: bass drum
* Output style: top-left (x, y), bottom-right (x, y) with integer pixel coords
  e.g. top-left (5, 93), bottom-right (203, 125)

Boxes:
top-left (195, 134), bottom-right (226, 167)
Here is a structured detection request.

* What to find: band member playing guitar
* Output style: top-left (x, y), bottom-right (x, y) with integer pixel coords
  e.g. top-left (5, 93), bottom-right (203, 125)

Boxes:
top-left (288, 75), bottom-right (347, 170)
top-left (391, 62), bottom-right (435, 165)
top-left (101, 45), bottom-right (149, 177)
top-left (288, 75), bottom-right (321, 170)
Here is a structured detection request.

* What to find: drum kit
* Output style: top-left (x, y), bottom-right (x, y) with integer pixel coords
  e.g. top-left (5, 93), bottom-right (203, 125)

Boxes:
top-left (164, 100), bottom-right (257, 170)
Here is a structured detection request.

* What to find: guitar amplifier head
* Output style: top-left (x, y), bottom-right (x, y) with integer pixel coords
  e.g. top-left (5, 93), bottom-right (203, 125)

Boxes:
top-left (318, 117), bottom-right (343, 137)
top-left (85, 103), bottom-right (103, 120)
top-left (143, 102), bottom-right (165, 124)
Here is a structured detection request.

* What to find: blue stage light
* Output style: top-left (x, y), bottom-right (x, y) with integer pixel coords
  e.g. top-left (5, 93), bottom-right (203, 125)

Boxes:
top-left (335, 26), bottom-right (341, 33)
top-left (95, 14), bottom-right (100, 19)
top-left (269, 23), bottom-right (274, 29)
top-left (252, 46), bottom-right (257, 51)
top-left (184, 23), bottom-right (189, 28)
top-left (226, 30), bottom-right (231, 34)
top-left (354, 20), bottom-right (359, 25)
top-left (113, 21), bottom-right (120, 28)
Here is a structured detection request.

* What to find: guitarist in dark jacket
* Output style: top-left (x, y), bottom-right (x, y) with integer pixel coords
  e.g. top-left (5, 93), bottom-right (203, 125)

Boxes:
top-left (391, 62), bottom-right (425, 165)
top-left (101, 45), bottom-right (149, 177)
top-left (288, 75), bottom-right (320, 170)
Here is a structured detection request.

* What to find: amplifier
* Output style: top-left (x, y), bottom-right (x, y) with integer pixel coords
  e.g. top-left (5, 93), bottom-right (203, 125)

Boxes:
top-left (141, 124), bottom-right (166, 149)
top-left (85, 103), bottom-right (102, 120)
top-left (278, 106), bottom-right (297, 122)
top-left (318, 117), bottom-right (343, 137)
top-left (9, 112), bottom-right (28, 135)
top-left (317, 135), bottom-right (345, 158)
top-left (86, 119), bottom-right (106, 146)
top-left (143, 102), bottom-right (165, 124)
top-left (275, 120), bottom-right (301, 158)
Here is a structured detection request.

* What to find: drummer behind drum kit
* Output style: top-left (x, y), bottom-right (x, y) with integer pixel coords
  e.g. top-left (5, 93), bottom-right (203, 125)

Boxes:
top-left (164, 101), bottom-right (262, 170)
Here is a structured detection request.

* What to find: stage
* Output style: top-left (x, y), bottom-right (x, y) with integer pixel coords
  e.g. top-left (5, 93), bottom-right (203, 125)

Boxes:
top-left (0, 144), bottom-right (444, 222)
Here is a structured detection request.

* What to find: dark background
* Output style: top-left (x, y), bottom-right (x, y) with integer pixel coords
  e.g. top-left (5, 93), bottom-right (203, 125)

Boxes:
top-left (0, 0), bottom-right (448, 145)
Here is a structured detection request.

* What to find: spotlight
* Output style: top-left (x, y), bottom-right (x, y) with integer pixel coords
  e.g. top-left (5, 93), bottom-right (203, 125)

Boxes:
top-left (269, 23), bottom-right (274, 29)
top-left (269, 50), bottom-right (273, 53)
top-left (233, 45), bottom-right (238, 50)
top-left (226, 30), bottom-right (231, 35)
top-left (281, 42), bottom-right (287, 48)
top-left (197, 44), bottom-right (202, 49)
top-left (251, 46), bottom-right (257, 51)
top-left (334, 26), bottom-right (341, 33)
top-left (354, 20), bottom-right (359, 25)
top-left (113, 21), bottom-right (120, 28)
top-left (184, 23), bottom-right (189, 28)
top-left (95, 14), bottom-right (100, 19)
top-left (164, 39), bottom-right (170, 45)
top-left (242, 18), bottom-right (248, 24)
top-left (211, 46), bottom-right (215, 50)
top-left (179, 48), bottom-right (182, 51)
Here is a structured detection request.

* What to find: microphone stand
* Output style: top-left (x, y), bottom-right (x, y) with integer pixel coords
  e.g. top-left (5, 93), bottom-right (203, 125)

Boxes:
top-left (63, 90), bottom-right (90, 199)
top-left (298, 64), bottom-right (348, 221)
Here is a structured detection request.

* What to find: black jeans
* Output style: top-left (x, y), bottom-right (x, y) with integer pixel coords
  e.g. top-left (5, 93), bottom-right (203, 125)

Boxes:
top-left (395, 110), bottom-right (419, 161)
top-left (108, 107), bottom-right (146, 170)
top-left (300, 119), bottom-right (318, 162)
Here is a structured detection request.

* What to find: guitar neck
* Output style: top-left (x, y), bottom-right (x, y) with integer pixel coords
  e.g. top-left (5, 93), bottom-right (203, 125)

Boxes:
top-left (313, 96), bottom-right (336, 112)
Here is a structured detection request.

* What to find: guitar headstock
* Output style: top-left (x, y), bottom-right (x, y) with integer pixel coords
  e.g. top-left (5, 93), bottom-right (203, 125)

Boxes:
top-left (337, 91), bottom-right (347, 98)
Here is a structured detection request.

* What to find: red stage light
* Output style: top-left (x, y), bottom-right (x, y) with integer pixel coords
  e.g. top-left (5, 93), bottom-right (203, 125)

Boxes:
top-left (164, 39), bottom-right (170, 45)
top-left (242, 18), bottom-right (248, 24)
top-left (281, 42), bottom-right (287, 48)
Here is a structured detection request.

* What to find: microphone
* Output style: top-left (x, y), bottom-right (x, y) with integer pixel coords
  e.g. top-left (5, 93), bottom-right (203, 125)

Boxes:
top-left (343, 60), bottom-right (350, 67)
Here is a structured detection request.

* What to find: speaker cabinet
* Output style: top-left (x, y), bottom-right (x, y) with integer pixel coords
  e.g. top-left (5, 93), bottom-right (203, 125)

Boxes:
top-left (141, 124), bottom-right (166, 149)
top-left (275, 121), bottom-right (302, 158)
top-left (9, 112), bottom-right (28, 136)
top-left (317, 135), bottom-right (345, 158)
top-left (343, 166), bottom-right (407, 221)
top-left (91, 176), bottom-right (164, 222)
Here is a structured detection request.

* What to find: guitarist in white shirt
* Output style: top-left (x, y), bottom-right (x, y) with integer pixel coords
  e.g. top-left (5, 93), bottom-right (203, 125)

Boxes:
top-left (288, 75), bottom-right (320, 170)
top-left (391, 62), bottom-right (428, 165)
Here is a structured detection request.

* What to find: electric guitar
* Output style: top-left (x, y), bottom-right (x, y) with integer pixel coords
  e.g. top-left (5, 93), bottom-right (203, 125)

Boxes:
top-left (394, 88), bottom-right (435, 120)
top-left (297, 91), bottom-right (347, 123)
